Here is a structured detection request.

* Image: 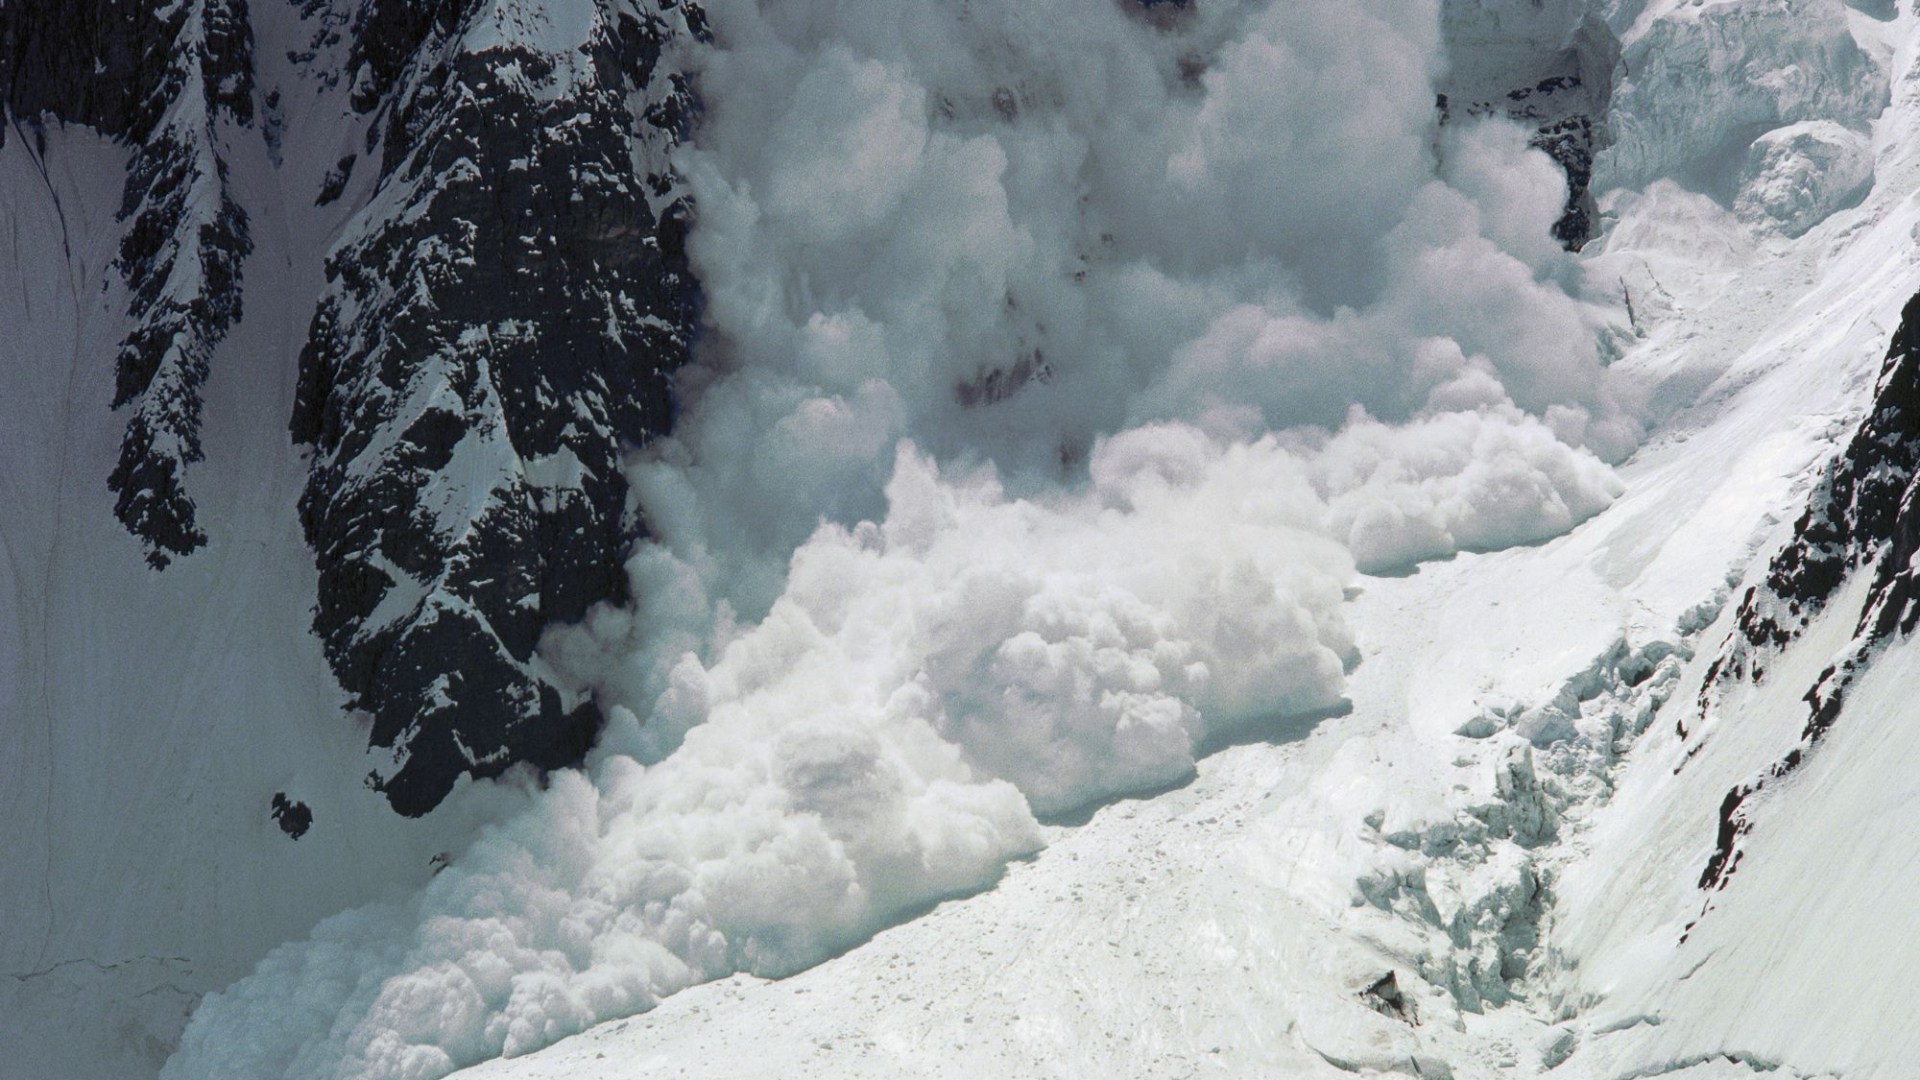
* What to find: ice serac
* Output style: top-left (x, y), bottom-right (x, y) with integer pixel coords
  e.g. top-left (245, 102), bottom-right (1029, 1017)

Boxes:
top-left (288, 0), bottom-right (705, 816)
top-left (1, 0), bottom-right (256, 568)
top-left (1693, 288), bottom-right (1920, 892)
top-left (1599, 0), bottom-right (1886, 221)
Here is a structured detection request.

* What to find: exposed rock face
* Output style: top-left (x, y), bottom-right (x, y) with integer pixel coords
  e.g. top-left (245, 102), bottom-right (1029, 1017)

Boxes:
top-left (270, 792), bottom-right (314, 840)
top-left (1733, 293), bottom-right (1920, 654)
top-left (288, 0), bottom-right (705, 815)
top-left (3, 0), bottom-right (705, 817)
top-left (1439, 74), bottom-right (1602, 250)
top-left (1438, 4), bottom-right (1618, 250)
top-left (1, 0), bottom-right (257, 567)
top-left (1694, 289), bottom-right (1920, 892)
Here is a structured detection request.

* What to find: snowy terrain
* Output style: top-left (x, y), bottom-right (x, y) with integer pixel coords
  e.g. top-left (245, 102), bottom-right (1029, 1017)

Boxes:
top-left (6, 0), bottom-right (1920, 1078)
top-left (453, 195), bottom-right (1920, 1076)
top-left (449, 3), bottom-right (1920, 1078)
top-left (0, 12), bottom-right (539, 1076)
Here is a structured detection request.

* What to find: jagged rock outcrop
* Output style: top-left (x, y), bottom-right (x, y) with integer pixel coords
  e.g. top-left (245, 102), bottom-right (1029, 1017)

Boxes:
top-left (1693, 288), bottom-right (1920, 892)
top-left (1439, 2), bottom-right (1620, 251)
top-left (1439, 74), bottom-right (1602, 250)
top-left (287, 0), bottom-right (705, 814)
top-left (4, 0), bottom-right (705, 816)
top-left (1, 0), bottom-right (256, 567)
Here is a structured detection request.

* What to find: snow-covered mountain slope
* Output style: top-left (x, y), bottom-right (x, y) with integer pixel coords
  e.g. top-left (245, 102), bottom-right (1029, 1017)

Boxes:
top-left (0, 0), bottom-right (257, 567)
top-left (10, 1), bottom-right (1920, 1078)
top-left (1, 2), bottom-right (701, 1076)
top-left (3, 0), bottom-right (706, 820)
top-left (288, 0), bottom-right (703, 816)
top-left (446, 4), bottom-right (1920, 1080)
top-left (0, 96), bottom-right (498, 1080)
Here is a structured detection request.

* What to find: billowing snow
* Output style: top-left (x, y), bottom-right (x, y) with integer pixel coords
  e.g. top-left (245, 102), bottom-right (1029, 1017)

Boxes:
top-left (443, 1), bottom-right (1920, 1078)
top-left (154, 0), bottom-right (1666, 1073)
top-left (9, 0), bottom-right (1920, 1078)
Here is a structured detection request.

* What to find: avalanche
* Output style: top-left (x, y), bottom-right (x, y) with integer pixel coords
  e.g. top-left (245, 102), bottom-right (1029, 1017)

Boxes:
top-left (454, 1), bottom-right (1920, 1076)
top-left (6, 0), bottom-right (1920, 1078)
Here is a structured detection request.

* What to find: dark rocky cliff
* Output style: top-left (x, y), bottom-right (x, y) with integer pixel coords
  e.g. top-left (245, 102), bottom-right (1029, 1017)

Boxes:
top-left (2, 0), bottom-right (256, 567)
top-left (1692, 288), bottom-right (1920, 894)
top-left (287, 0), bottom-right (705, 814)
top-left (2, 0), bottom-right (705, 817)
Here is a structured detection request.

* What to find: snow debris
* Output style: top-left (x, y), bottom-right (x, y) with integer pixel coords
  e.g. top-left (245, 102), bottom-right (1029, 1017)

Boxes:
top-left (161, 0), bottom-right (1649, 1074)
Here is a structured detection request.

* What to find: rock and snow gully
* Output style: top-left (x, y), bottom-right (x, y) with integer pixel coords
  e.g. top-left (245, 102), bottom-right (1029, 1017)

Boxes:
top-left (7, 1), bottom-right (1920, 1078)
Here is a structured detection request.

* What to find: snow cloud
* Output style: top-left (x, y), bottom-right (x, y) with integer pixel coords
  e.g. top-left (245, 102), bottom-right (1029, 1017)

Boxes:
top-left (165, 1), bottom-right (1638, 1076)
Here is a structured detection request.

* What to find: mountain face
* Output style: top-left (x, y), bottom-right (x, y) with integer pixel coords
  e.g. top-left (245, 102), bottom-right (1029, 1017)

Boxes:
top-left (2, 0), bottom-right (256, 566)
top-left (1693, 289), bottom-right (1920, 895)
top-left (285, 0), bottom-right (704, 815)
top-left (1, 0), bottom-right (704, 816)
top-left (8, 1), bottom-right (1920, 1078)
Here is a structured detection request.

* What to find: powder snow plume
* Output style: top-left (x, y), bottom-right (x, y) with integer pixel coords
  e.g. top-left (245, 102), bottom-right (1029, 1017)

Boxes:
top-left (164, 0), bottom-right (1635, 1076)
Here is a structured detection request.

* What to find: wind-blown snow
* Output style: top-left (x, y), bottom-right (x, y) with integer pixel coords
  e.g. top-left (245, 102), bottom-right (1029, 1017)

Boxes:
top-left (625, 0), bottom-right (1635, 616)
